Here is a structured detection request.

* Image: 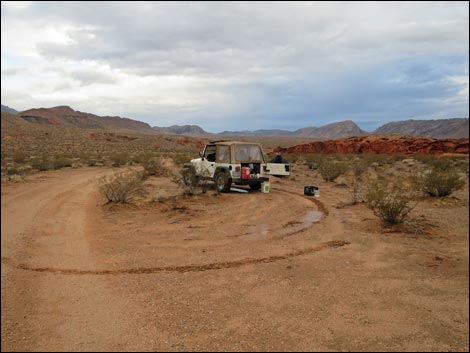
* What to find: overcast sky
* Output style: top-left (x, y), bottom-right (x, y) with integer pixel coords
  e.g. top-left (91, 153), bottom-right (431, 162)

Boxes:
top-left (1, 1), bottom-right (469, 132)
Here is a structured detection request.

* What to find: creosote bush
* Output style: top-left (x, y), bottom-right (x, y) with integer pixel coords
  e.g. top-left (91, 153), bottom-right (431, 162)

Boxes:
top-left (99, 171), bottom-right (145, 204)
top-left (110, 152), bottom-right (129, 167)
top-left (12, 152), bottom-right (28, 164)
top-left (179, 164), bottom-right (200, 196)
top-left (53, 156), bottom-right (73, 169)
top-left (142, 157), bottom-right (168, 176)
top-left (318, 160), bottom-right (348, 182)
top-left (365, 181), bottom-right (416, 224)
top-left (416, 169), bottom-right (465, 197)
top-left (30, 156), bottom-right (53, 171)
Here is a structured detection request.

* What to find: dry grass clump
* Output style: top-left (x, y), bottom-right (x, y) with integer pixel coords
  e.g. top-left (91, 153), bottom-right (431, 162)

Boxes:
top-left (365, 180), bottom-right (416, 224)
top-left (99, 171), bottom-right (145, 204)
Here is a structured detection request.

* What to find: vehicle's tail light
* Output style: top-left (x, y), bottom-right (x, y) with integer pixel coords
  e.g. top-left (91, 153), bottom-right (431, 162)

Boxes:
top-left (235, 166), bottom-right (241, 172)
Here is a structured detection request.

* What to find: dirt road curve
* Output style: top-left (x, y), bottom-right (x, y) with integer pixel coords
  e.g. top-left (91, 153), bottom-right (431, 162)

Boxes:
top-left (2, 167), bottom-right (469, 351)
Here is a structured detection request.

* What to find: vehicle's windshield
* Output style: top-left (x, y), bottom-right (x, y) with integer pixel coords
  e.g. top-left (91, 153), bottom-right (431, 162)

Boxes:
top-left (203, 145), bottom-right (216, 162)
top-left (235, 144), bottom-right (263, 162)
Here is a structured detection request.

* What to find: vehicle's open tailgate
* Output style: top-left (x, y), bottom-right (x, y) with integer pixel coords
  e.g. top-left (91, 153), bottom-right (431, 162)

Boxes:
top-left (265, 163), bottom-right (290, 177)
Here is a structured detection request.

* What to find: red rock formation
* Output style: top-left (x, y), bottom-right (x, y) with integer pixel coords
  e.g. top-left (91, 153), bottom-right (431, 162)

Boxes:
top-left (274, 136), bottom-right (469, 155)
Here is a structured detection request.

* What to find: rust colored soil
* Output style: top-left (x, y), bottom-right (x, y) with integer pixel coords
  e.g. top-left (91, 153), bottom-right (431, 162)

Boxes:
top-left (1, 167), bottom-right (469, 351)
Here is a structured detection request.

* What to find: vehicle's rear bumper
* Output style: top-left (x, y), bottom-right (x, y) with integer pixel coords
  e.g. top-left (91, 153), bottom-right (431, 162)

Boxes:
top-left (232, 177), bottom-right (269, 185)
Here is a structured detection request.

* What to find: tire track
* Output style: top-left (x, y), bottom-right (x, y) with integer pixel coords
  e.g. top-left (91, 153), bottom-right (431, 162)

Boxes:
top-left (7, 240), bottom-right (350, 275)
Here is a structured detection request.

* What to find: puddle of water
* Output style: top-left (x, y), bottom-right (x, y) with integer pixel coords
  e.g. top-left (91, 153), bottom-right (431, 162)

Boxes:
top-left (239, 224), bottom-right (270, 242)
top-left (303, 210), bottom-right (323, 225)
top-left (237, 210), bottom-right (323, 242)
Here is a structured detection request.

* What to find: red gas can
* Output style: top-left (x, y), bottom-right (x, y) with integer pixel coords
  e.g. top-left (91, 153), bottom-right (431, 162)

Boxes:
top-left (241, 167), bottom-right (251, 180)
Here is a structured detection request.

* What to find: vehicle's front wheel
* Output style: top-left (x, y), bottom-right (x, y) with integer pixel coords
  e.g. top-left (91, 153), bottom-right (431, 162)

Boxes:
top-left (249, 183), bottom-right (262, 190)
top-left (215, 172), bottom-right (232, 193)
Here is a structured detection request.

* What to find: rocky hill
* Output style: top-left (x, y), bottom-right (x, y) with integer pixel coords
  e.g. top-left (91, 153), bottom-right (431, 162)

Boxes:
top-left (274, 136), bottom-right (469, 155)
top-left (219, 120), bottom-right (367, 138)
top-left (374, 118), bottom-right (469, 139)
top-left (294, 120), bottom-right (367, 138)
top-left (1, 112), bottom-right (29, 128)
top-left (153, 125), bottom-right (208, 135)
top-left (16, 106), bottom-right (154, 132)
top-left (1, 104), bottom-right (19, 115)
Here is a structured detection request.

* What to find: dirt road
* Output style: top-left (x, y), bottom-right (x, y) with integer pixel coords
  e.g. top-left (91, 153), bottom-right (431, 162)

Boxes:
top-left (1, 167), bottom-right (469, 351)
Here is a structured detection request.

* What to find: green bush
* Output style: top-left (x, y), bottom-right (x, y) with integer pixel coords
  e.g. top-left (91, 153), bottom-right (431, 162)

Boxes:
top-left (53, 156), bottom-right (73, 169)
top-left (417, 169), bottom-right (465, 197)
top-left (365, 181), bottom-right (416, 224)
top-left (110, 152), bottom-right (129, 167)
top-left (180, 164), bottom-right (200, 196)
top-left (30, 156), bottom-right (53, 171)
top-left (87, 156), bottom-right (99, 166)
top-left (99, 171), bottom-right (145, 203)
top-left (318, 160), bottom-right (348, 182)
top-left (171, 153), bottom-right (196, 167)
top-left (142, 157), bottom-right (168, 176)
top-left (12, 152), bottom-right (28, 164)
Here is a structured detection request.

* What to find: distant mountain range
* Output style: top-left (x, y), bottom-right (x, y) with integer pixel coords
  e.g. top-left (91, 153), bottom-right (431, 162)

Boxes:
top-left (1, 104), bottom-right (19, 115)
top-left (374, 118), bottom-right (469, 139)
top-left (2, 104), bottom-right (468, 139)
top-left (3, 105), bottom-right (153, 132)
top-left (153, 125), bottom-right (207, 135)
top-left (155, 120), bottom-right (367, 138)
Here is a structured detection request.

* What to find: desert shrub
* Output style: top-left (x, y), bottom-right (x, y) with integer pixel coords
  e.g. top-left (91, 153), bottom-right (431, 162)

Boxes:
top-left (171, 152), bottom-right (196, 167)
top-left (110, 152), bottom-right (129, 167)
top-left (53, 156), bottom-right (73, 169)
top-left (365, 181), bottom-right (416, 224)
top-left (99, 171), bottom-right (145, 203)
top-left (12, 152), bottom-right (28, 164)
top-left (142, 157), bottom-right (168, 176)
top-left (5, 165), bottom-right (21, 176)
top-left (416, 169), bottom-right (465, 197)
top-left (318, 160), bottom-right (348, 182)
top-left (347, 175), bottom-right (366, 204)
top-left (179, 164), bottom-right (200, 196)
top-left (87, 156), bottom-right (99, 166)
top-left (283, 153), bottom-right (301, 164)
top-left (30, 156), bottom-right (53, 171)
top-left (305, 154), bottom-right (326, 170)
top-left (350, 159), bottom-right (369, 176)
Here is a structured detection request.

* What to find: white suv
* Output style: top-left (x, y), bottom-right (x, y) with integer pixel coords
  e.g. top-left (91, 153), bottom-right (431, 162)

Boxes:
top-left (184, 141), bottom-right (290, 193)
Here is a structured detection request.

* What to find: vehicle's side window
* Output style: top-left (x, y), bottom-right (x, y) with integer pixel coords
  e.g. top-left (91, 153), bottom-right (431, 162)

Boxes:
top-left (216, 145), bottom-right (230, 163)
top-left (204, 145), bottom-right (216, 162)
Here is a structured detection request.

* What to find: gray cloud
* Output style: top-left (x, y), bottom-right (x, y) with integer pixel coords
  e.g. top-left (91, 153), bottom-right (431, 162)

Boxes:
top-left (1, 1), bottom-right (468, 130)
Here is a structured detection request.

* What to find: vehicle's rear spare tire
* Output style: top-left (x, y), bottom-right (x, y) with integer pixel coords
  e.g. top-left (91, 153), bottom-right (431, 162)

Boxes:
top-left (215, 172), bottom-right (232, 193)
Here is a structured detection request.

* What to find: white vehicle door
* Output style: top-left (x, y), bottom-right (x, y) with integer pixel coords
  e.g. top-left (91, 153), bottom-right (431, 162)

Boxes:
top-left (199, 145), bottom-right (216, 178)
